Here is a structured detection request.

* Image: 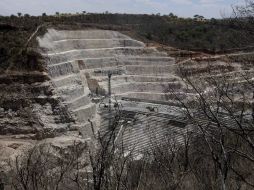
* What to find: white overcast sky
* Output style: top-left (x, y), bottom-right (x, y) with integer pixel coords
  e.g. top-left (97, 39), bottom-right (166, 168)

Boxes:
top-left (0, 0), bottom-right (245, 18)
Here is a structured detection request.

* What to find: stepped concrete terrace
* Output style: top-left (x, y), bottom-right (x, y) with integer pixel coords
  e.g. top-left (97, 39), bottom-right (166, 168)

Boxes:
top-left (37, 29), bottom-right (201, 151)
top-left (38, 29), bottom-right (252, 154)
top-left (38, 29), bottom-right (182, 109)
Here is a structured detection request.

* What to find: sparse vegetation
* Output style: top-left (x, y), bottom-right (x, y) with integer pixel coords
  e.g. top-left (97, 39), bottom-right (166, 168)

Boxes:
top-left (1, 1), bottom-right (254, 190)
top-left (1, 9), bottom-right (254, 73)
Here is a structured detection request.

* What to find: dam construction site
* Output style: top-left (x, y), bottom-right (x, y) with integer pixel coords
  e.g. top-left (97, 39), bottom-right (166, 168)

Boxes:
top-left (0, 20), bottom-right (254, 189)
top-left (0, 28), bottom-right (252, 155)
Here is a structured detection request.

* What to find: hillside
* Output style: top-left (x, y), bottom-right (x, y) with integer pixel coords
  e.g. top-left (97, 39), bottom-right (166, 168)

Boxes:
top-left (0, 13), bottom-right (254, 190)
top-left (1, 13), bottom-right (254, 73)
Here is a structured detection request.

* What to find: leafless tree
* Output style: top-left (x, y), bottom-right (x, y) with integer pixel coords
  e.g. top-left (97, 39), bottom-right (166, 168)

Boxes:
top-left (170, 61), bottom-right (254, 190)
top-left (8, 141), bottom-right (88, 190)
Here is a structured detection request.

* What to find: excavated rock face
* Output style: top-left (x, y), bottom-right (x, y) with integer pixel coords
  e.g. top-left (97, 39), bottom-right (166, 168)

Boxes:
top-left (0, 72), bottom-right (82, 171)
top-left (0, 72), bottom-right (74, 139)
